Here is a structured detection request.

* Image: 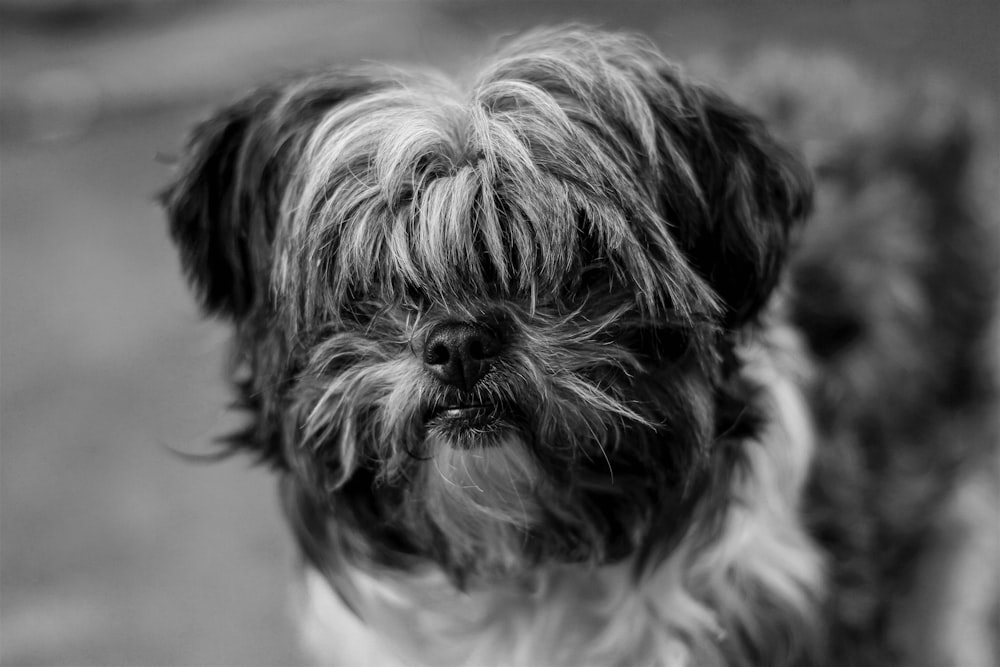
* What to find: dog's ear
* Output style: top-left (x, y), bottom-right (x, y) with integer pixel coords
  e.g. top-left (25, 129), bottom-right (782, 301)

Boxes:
top-left (161, 88), bottom-right (284, 319)
top-left (161, 75), bottom-right (376, 319)
top-left (670, 88), bottom-right (813, 327)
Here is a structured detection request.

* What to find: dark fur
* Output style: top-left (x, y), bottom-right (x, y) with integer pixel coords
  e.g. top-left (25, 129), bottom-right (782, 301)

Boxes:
top-left (719, 53), bottom-right (1000, 665)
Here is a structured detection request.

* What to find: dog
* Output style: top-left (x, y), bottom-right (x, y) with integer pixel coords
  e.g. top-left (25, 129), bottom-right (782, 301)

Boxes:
top-left (162, 27), bottom-right (998, 666)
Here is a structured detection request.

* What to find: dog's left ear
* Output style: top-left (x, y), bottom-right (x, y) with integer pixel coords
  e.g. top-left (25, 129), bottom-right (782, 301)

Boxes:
top-left (161, 87), bottom-right (285, 320)
top-left (668, 87), bottom-right (813, 327)
top-left (161, 74), bottom-right (377, 320)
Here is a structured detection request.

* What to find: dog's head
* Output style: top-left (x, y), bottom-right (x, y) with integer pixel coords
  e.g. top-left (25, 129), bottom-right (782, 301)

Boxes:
top-left (163, 27), bottom-right (811, 583)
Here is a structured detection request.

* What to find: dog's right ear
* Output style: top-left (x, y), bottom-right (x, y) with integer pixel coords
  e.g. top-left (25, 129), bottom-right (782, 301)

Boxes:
top-left (161, 75), bottom-right (376, 319)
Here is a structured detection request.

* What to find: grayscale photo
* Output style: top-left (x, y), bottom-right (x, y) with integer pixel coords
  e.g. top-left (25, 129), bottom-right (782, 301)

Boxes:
top-left (1, 1), bottom-right (997, 665)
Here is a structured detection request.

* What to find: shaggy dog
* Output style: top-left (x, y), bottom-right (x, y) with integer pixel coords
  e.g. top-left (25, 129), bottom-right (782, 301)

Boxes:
top-left (162, 27), bottom-right (998, 666)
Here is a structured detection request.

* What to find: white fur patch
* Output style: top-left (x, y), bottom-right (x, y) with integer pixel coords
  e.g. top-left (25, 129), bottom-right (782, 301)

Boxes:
top-left (296, 331), bottom-right (825, 666)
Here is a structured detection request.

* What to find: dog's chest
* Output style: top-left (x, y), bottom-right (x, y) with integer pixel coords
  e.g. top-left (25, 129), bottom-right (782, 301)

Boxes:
top-left (295, 347), bottom-right (824, 666)
top-left (297, 563), bottom-right (716, 667)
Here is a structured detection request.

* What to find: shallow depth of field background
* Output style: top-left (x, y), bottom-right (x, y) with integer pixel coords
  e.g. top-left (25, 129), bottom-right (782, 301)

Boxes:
top-left (0, 1), bottom-right (996, 665)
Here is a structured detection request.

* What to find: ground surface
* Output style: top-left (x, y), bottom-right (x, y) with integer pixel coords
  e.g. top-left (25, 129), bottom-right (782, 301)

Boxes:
top-left (1, 2), bottom-right (995, 665)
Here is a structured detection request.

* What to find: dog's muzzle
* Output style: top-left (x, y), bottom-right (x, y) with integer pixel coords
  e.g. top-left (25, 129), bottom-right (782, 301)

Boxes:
top-left (421, 320), bottom-right (512, 438)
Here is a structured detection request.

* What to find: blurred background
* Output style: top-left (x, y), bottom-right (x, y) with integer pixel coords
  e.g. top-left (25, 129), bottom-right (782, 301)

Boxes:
top-left (0, 1), bottom-right (996, 665)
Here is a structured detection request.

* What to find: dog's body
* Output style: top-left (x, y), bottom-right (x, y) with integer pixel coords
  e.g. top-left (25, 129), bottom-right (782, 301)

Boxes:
top-left (163, 28), bottom-right (998, 666)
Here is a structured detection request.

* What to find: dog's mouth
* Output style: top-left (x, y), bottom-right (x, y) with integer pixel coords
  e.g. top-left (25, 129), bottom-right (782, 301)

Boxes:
top-left (426, 403), bottom-right (503, 432)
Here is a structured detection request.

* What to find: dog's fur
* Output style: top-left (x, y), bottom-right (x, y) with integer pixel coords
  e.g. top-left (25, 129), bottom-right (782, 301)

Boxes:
top-left (162, 27), bottom-right (999, 666)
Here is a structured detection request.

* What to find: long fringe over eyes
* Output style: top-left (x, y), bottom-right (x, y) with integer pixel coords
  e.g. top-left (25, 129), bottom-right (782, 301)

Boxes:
top-left (275, 31), bottom-right (723, 332)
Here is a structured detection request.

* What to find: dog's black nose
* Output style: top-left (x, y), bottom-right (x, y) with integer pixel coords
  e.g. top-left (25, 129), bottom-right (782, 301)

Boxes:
top-left (423, 322), bottom-right (501, 391)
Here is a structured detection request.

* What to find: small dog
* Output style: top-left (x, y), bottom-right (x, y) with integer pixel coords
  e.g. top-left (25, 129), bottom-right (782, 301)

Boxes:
top-left (162, 27), bottom-right (998, 666)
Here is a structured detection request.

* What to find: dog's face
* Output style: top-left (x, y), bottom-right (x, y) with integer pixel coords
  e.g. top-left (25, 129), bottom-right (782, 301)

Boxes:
top-left (164, 28), bottom-right (811, 584)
